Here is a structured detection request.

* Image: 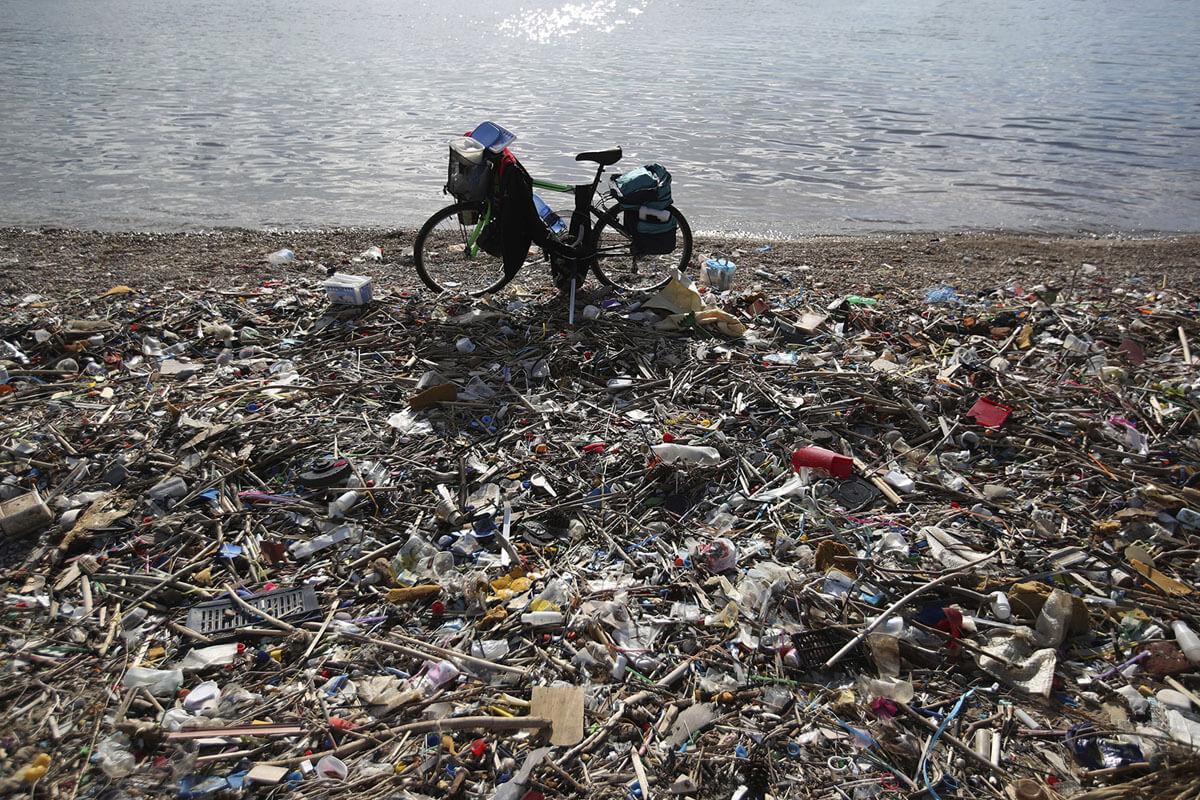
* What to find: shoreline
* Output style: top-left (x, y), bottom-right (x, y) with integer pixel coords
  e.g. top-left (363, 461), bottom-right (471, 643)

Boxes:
top-left (3, 226), bottom-right (1199, 298)
top-left (2, 223), bottom-right (1200, 795)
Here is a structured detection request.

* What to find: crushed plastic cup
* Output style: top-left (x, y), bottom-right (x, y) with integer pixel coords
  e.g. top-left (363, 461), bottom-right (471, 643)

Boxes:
top-left (456, 337), bottom-right (476, 354)
top-left (182, 680), bottom-right (221, 712)
top-left (315, 754), bottom-right (348, 780)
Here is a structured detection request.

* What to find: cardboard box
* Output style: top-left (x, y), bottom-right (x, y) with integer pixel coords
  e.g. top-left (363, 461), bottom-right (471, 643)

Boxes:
top-left (322, 273), bottom-right (373, 305)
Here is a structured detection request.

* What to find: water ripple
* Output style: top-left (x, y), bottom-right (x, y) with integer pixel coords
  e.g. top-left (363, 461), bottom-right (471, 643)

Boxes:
top-left (0, 0), bottom-right (1197, 234)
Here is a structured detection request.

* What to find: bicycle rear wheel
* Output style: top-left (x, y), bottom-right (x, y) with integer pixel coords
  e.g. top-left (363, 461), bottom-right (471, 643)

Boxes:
top-left (413, 202), bottom-right (513, 295)
top-left (590, 206), bottom-right (693, 292)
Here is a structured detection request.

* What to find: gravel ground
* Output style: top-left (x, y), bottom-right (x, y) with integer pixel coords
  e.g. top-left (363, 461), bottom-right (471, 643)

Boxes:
top-left (2, 228), bottom-right (1198, 299)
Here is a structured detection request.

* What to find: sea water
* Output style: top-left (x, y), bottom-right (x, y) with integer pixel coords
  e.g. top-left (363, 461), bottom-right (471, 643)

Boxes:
top-left (0, 0), bottom-right (1197, 235)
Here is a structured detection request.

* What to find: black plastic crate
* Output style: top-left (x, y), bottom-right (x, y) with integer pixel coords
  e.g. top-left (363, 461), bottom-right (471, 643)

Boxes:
top-left (789, 627), bottom-right (871, 671)
top-left (186, 585), bottom-right (318, 637)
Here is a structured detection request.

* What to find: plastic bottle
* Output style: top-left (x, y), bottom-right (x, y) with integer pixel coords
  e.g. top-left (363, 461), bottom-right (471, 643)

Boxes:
top-left (1156, 688), bottom-right (1192, 712)
top-left (414, 659), bottom-right (459, 695)
top-left (328, 490), bottom-right (360, 518)
top-left (392, 533), bottom-right (438, 573)
top-left (124, 666), bottom-right (184, 697)
top-left (532, 194), bottom-right (567, 235)
top-left (530, 578), bottom-right (573, 613)
top-left (858, 675), bottom-right (914, 702)
top-left (791, 446), bottom-right (854, 478)
top-left (182, 679), bottom-right (222, 712)
top-left (2, 340), bottom-right (29, 365)
top-left (471, 640), bottom-right (510, 660)
top-left (180, 642), bottom-right (240, 670)
top-left (1116, 685), bottom-right (1148, 716)
top-left (290, 526), bottom-right (354, 559)
top-left (1177, 508), bottom-right (1200, 529)
top-left (704, 601), bottom-right (739, 628)
top-left (1063, 333), bottom-right (1091, 354)
top-left (1171, 620), bottom-right (1200, 664)
top-left (94, 736), bottom-right (136, 778)
top-left (521, 610), bottom-right (564, 626)
top-left (990, 591), bottom-right (1012, 620)
top-left (148, 475), bottom-right (188, 502)
top-left (763, 352), bottom-right (802, 365)
top-left (883, 470), bottom-right (915, 493)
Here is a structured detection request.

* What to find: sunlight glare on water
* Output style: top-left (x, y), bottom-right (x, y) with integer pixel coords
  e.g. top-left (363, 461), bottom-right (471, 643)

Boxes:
top-left (499, 1), bottom-right (647, 42)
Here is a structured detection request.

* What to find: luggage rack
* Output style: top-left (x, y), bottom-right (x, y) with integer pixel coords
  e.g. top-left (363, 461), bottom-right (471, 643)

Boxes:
top-left (186, 585), bottom-right (319, 638)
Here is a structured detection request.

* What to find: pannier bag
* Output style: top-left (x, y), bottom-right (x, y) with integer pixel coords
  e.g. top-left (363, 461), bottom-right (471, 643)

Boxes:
top-left (446, 136), bottom-right (492, 203)
top-left (613, 163), bottom-right (677, 255)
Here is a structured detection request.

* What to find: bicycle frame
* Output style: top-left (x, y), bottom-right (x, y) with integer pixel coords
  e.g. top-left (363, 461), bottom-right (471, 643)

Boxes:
top-left (530, 162), bottom-right (623, 257)
top-left (463, 203), bottom-right (494, 259)
top-left (459, 172), bottom-right (599, 261)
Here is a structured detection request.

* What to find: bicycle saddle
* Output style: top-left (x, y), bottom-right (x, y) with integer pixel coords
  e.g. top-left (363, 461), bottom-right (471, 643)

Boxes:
top-left (575, 147), bottom-right (622, 166)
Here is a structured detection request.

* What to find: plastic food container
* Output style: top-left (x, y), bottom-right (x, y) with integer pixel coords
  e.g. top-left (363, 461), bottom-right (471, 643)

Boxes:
top-left (323, 273), bottom-right (373, 305)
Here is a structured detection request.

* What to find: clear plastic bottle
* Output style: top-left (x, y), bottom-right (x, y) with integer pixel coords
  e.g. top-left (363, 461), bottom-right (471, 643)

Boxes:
top-left (328, 490), bottom-right (360, 518)
top-left (413, 659), bottom-right (459, 695)
top-left (392, 533), bottom-right (438, 573)
top-left (94, 736), bottom-right (136, 778)
top-left (124, 666), bottom-right (184, 697)
top-left (1172, 620), bottom-right (1200, 664)
top-left (289, 526), bottom-right (353, 559)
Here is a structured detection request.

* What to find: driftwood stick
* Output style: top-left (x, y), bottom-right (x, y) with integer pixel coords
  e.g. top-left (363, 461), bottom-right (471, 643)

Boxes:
top-left (823, 550), bottom-right (999, 669)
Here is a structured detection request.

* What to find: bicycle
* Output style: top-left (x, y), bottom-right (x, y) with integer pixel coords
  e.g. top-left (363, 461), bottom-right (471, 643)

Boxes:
top-left (413, 125), bottom-right (693, 296)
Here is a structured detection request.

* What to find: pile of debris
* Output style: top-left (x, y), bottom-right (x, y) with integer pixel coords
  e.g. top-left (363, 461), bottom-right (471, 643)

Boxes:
top-left (2, 242), bottom-right (1199, 800)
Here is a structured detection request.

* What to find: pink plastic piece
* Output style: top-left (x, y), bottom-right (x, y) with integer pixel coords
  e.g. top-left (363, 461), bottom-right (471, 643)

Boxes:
top-left (790, 446), bottom-right (853, 479)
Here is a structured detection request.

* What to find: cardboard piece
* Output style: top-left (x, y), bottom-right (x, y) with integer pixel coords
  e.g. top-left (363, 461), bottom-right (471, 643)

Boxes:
top-left (409, 383), bottom-right (458, 410)
top-left (530, 685), bottom-right (584, 746)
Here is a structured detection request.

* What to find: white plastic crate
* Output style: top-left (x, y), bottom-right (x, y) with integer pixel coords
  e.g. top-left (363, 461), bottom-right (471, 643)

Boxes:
top-left (322, 273), bottom-right (373, 305)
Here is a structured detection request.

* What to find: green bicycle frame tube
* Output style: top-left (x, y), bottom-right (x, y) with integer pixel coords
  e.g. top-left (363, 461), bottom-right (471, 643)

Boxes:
top-left (468, 204), bottom-right (494, 258)
top-left (531, 177), bottom-right (573, 194)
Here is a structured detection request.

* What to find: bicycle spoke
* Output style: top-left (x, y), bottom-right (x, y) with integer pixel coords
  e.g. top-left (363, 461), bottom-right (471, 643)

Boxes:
top-left (413, 203), bottom-right (511, 295)
top-left (591, 206), bottom-right (693, 292)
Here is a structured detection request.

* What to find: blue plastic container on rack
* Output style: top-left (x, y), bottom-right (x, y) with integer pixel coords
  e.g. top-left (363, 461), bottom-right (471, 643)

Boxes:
top-left (469, 121), bottom-right (517, 153)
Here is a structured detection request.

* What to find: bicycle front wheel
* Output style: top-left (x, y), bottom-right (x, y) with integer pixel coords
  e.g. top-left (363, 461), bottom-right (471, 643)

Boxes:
top-left (591, 205), bottom-right (693, 292)
top-left (413, 202), bottom-right (513, 296)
